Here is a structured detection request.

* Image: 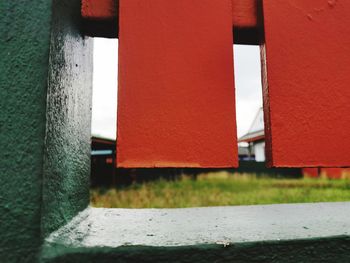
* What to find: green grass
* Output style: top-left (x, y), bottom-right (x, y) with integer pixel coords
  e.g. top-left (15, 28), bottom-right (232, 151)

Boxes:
top-left (90, 172), bottom-right (350, 208)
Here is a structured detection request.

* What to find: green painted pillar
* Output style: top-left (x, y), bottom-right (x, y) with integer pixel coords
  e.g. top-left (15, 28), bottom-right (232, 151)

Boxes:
top-left (0, 1), bottom-right (93, 262)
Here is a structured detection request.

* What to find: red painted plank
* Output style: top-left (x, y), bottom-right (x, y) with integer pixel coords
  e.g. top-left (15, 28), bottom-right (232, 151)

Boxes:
top-left (81, 0), bottom-right (116, 20)
top-left (303, 168), bottom-right (350, 179)
top-left (80, 0), bottom-right (262, 44)
top-left (117, 0), bottom-right (237, 168)
top-left (302, 168), bottom-right (320, 178)
top-left (81, 0), bottom-right (259, 27)
top-left (262, 0), bottom-right (350, 167)
top-left (232, 0), bottom-right (259, 28)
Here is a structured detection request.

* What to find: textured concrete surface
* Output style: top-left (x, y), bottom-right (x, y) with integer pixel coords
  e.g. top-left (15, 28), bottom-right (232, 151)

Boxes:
top-left (0, 1), bottom-right (93, 262)
top-left (0, 1), bottom-right (53, 262)
top-left (117, 0), bottom-right (237, 168)
top-left (42, 203), bottom-right (350, 262)
top-left (262, 0), bottom-right (350, 167)
top-left (41, 0), bottom-right (93, 237)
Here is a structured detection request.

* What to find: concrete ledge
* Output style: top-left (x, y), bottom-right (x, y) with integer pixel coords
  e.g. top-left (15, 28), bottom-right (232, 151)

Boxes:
top-left (42, 202), bottom-right (350, 262)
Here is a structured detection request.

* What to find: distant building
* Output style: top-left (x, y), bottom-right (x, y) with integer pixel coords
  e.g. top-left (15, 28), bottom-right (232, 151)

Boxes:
top-left (91, 136), bottom-right (116, 186)
top-left (238, 109), bottom-right (350, 179)
top-left (238, 108), bottom-right (265, 162)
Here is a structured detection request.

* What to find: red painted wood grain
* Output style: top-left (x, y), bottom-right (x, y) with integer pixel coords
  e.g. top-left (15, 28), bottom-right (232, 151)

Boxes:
top-left (262, 0), bottom-right (350, 167)
top-left (117, 0), bottom-right (237, 168)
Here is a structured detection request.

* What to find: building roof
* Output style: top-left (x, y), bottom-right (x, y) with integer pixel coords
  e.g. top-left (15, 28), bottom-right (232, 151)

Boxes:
top-left (92, 135), bottom-right (116, 145)
top-left (238, 129), bottom-right (264, 143)
top-left (238, 107), bottom-right (265, 143)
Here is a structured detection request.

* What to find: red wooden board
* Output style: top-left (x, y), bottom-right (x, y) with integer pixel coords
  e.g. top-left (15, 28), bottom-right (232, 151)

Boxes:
top-left (81, 0), bottom-right (115, 19)
top-left (262, 0), bottom-right (350, 167)
top-left (117, 0), bottom-right (237, 168)
top-left (81, 0), bottom-right (260, 28)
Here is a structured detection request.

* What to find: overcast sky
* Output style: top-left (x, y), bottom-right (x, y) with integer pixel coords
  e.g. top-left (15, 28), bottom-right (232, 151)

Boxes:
top-left (91, 38), bottom-right (263, 140)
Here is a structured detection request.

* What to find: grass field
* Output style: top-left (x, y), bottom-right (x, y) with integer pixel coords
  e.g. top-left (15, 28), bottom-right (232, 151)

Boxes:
top-left (90, 172), bottom-right (350, 208)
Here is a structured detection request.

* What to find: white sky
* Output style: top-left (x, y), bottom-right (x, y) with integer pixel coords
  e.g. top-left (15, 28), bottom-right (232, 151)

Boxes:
top-left (91, 38), bottom-right (262, 140)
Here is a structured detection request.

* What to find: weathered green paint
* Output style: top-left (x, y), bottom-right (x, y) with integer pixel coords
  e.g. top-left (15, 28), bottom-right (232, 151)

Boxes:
top-left (41, 0), bottom-right (93, 237)
top-left (0, 1), bottom-right (53, 262)
top-left (42, 203), bottom-right (350, 262)
top-left (41, 237), bottom-right (350, 263)
top-left (0, 1), bottom-right (93, 262)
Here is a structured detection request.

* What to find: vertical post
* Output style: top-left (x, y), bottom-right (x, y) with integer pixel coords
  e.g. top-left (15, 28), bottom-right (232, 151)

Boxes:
top-left (0, 1), bottom-right (93, 262)
top-left (41, 0), bottom-right (93, 236)
top-left (0, 2), bottom-right (52, 262)
top-left (261, 0), bottom-right (350, 167)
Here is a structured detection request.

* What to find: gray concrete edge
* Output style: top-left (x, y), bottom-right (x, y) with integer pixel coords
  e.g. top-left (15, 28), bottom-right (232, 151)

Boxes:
top-left (41, 202), bottom-right (350, 262)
